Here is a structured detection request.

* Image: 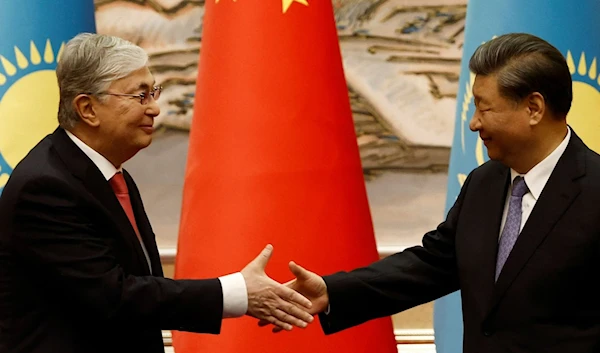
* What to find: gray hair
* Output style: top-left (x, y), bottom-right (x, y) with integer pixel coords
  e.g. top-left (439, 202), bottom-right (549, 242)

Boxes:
top-left (56, 33), bottom-right (149, 129)
top-left (469, 33), bottom-right (572, 117)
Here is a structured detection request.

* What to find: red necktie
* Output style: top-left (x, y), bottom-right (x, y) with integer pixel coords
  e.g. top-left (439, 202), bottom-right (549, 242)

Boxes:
top-left (109, 172), bottom-right (141, 237)
top-left (109, 172), bottom-right (152, 272)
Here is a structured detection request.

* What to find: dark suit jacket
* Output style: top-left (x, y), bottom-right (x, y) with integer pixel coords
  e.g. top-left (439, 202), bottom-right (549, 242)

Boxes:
top-left (320, 131), bottom-right (600, 353)
top-left (0, 128), bottom-right (223, 353)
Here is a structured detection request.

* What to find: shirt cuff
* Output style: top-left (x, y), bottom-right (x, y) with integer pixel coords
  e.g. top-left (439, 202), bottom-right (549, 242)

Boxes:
top-left (219, 272), bottom-right (248, 318)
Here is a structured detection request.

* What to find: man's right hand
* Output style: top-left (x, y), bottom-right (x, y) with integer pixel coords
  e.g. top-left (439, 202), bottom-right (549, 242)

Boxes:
top-left (258, 261), bottom-right (329, 332)
top-left (241, 245), bottom-right (314, 332)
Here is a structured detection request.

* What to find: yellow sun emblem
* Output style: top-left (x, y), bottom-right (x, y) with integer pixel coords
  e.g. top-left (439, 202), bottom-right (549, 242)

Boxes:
top-left (565, 50), bottom-right (600, 152)
top-left (457, 71), bottom-right (481, 187)
top-left (0, 39), bottom-right (63, 189)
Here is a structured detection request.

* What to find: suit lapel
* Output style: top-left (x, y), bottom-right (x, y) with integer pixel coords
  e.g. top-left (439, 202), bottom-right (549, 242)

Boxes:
top-left (123, 170), bottom-right (163, 276)
top-left (50, 128), bottom-right (152, 275)
top-left (488, 132), bottom-right (585, 313)
top-left (469, 163), bottom-right (510, 313)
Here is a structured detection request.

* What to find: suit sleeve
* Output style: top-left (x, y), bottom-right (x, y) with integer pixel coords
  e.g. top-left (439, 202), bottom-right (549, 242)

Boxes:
top-left (10, 176), bottom-right (223, 334)
top-left (319, 172), bottom-right (474, 334)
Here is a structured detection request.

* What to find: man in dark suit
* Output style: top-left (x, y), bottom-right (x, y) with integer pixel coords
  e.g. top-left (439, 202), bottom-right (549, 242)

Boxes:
top-left (0, 33), bottom-right (313, 353)
top-left (265, 33), bottom-right (600, 352)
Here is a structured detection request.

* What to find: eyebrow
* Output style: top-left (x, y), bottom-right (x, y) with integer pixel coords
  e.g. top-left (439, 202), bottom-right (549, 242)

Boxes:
top-left (473, 94), bottom-right (487, 104)
top-left (131, 80), bottom-right (156, 92)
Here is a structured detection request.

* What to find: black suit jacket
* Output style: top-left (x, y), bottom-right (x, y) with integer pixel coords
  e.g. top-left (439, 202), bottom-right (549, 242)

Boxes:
top-left (0, 128), bottom-right (223, 353)
top-left (321, 130), bottom-right (600, 353)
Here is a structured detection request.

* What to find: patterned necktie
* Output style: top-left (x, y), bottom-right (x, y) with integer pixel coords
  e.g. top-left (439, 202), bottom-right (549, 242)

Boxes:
top-left (495, 176), bottom-right (529, 281)
top-left (109, 172), bottom-right (152, 273)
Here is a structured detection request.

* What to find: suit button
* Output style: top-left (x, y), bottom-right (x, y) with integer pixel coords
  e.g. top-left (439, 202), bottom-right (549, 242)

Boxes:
top-left (483, 330), bottom-right (493, 337)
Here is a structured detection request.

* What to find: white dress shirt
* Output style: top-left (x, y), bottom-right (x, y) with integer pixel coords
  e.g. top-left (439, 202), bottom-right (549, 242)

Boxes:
top-left (499, 127), bottom-right (571, 237)
top-left (65, 130), bottom-right (248, 318)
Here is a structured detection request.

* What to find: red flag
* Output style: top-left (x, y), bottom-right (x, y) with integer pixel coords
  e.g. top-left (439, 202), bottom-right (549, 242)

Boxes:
top-left (173, 0), bottom-right (397, 352)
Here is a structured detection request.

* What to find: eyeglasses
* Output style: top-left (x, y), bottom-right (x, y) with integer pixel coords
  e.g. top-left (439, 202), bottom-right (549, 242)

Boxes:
top-left (94, 86), bottom-right (162, 105)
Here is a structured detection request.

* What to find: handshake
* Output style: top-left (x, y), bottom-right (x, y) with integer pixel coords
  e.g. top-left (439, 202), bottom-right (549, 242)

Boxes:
top-left (239, 244), bottom-right (330, 332)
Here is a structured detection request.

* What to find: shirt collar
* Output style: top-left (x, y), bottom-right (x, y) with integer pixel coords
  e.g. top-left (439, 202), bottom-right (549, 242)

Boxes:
top-left (510, 127), bottom-right (571, 200)
top-left (65, 130), bottom-right (122, 181)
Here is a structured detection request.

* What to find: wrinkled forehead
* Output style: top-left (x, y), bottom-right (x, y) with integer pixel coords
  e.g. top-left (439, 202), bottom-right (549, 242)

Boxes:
top-left (472, 74), bottom-right (499, 100)
top-left (109, 66), bottom-right (156, 92)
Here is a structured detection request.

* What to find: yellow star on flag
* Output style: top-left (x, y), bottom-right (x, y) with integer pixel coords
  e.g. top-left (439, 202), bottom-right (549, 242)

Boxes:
top-left (282, 0), bottom-right (308, 13)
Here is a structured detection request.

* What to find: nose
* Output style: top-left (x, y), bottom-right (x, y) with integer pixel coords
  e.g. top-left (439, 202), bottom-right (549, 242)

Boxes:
top-left (145, 97), bottom-right (160, 118)
top-left (469, 110), bottom-right (481, 132)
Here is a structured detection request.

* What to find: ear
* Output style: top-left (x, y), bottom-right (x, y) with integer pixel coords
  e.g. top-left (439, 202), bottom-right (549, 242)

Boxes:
top-left (527, 92), bottom-right (545, 126)
top-left (73, 94), bottom-right (100, 127)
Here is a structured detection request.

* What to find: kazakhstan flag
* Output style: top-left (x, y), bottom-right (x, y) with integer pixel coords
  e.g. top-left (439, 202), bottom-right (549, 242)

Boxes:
top-left (435, 1), bottom-right (600, 352)
top-left (0, 0), bottom-right (96, 194)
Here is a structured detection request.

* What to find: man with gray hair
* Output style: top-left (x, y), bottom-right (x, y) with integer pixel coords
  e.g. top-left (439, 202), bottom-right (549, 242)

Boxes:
top-left (271, 33), bottom-right (600, 352)
top-left (0, 33), bottom-right (313, 353)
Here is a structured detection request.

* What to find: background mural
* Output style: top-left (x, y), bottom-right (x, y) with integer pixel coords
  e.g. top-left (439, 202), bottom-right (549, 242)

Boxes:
top-left (96, 0), bottom-right (466, 263)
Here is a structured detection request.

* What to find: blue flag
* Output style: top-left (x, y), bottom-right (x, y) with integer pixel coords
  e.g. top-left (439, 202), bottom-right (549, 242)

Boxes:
top-left (0, 0), bottom-right (96, 194)
top-left (434, 1), bottom-right (600, 352)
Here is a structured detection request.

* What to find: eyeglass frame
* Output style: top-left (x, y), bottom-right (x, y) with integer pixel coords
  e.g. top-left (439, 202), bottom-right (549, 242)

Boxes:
top-left (87, 85), bottom-right (163, 105)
